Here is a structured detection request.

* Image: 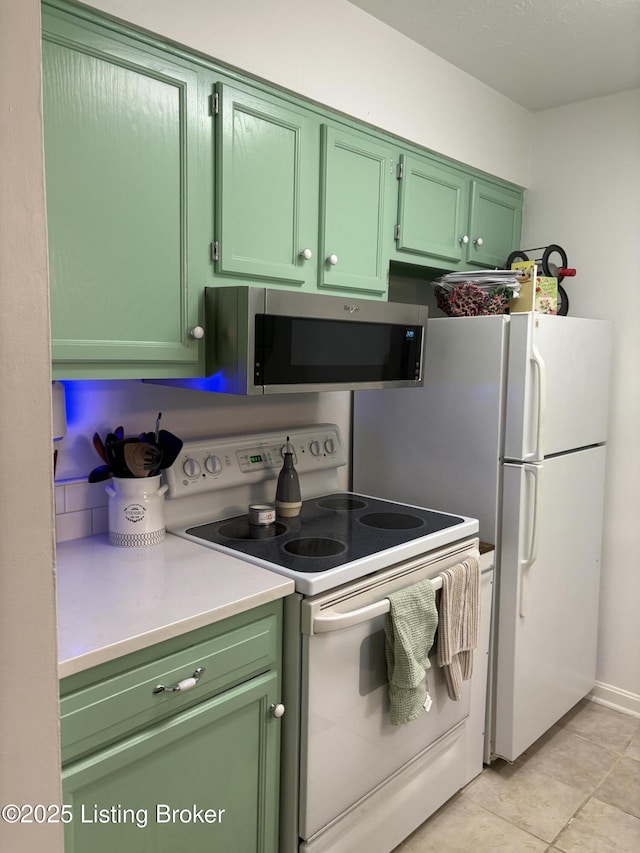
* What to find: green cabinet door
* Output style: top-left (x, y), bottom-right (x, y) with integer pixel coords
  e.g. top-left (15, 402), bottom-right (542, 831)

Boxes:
top-left (318, 126), bottom-right (392, 298)
top-left (395, 153), bottom-right (469, 265)
top-left (214, 82), bottom-right (318, 289)
top-left (42, 13), bottom-right (207, 378)
top-left (467, 179), bottom-right (523, 268)
top-left (394, 152), bottom-right (523, 272)
top-left (62, 671), bottom-right (280, 853)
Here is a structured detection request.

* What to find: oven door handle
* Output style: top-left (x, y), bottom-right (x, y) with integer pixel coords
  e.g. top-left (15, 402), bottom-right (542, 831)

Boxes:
top-left (311, 575), bottom-right (444, 634)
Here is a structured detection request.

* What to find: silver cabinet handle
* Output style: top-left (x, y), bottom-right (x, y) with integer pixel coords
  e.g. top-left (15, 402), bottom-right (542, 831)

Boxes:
top-left (270, 703), bottom-right (285, 718)
top-left (189, 326), bottom-right (205, 340)
top-left (153, 667), bottom-right (206, 695)
top-left (459, 235), bottom-right (469, 245)
top-left (299, 248), bottom-right (312, 260)
top-left (327, 253), bottom-right (338, 265)
top-left (473, 237), bottom-right (483, 247)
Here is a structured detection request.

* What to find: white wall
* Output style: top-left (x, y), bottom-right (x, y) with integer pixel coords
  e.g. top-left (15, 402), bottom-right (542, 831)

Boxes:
top-left (55, 381), bottom-right (351, 489)
top-left (522, 89), bottom-right (640, 713)
top-left (81, 0), bottom-right (532, 187)
top-left (0, 1), bottom-right (63, 851)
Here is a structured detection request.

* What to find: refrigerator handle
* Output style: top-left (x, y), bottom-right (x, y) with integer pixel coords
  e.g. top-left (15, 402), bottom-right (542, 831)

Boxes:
top-left (519, 463), bottom-right (542, 617)
top-left (527, 334), bottom-right (547, 463)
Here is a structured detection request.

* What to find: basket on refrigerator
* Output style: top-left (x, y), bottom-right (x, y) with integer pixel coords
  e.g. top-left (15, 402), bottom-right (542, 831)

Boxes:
top-left (432, 270), bottom-right (522, 317)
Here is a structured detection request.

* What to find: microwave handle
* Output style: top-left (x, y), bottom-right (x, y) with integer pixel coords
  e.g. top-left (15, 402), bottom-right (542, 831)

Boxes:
top-left (310, 576), bottom-right (444, 635)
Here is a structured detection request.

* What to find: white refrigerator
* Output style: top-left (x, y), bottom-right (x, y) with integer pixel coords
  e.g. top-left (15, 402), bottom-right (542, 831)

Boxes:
top-left (352, 312), bottom-right (613, 763)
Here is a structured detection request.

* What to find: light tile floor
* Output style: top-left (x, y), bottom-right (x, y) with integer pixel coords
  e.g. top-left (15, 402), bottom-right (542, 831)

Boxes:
top-left (394, 700), bottom-right (640, 852)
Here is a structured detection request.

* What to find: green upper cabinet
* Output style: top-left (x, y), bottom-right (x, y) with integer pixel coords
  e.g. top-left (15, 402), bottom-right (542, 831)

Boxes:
top-left (42, 0), bottom-right (527, 370)
top-left (395, 154), bottom-right (470, 266)
top-left (213, 86), bottom-right (391, 299)
top-left (42, 6), bottom-right (210, 379)
top-left (318, 126), bottom-right (393, 298)
top-left (466, 178), bottom-right (523, 268)
top-left (214, 82), bottom-right (319, 290)
top-left (394, 152), bottom-right (522, 271)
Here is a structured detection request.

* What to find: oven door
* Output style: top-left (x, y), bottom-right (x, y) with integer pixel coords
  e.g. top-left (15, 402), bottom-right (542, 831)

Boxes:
top-left (298, 541), bottom-right (478, 841)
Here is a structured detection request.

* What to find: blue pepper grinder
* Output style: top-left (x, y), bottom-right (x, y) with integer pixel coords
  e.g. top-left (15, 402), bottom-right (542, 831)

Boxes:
top-left (275, 436), bottom-right (301, 518)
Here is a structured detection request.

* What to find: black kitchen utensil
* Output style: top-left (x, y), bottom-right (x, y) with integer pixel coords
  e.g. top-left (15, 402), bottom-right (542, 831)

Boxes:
top-left (92, 432), bottom-right (107, 463)
top-left (157, 429), bottom-right (183, 469)
top-left (88, 464), bottom-right (112, 483)
top-left (104, 438), bottom-right (132, 478)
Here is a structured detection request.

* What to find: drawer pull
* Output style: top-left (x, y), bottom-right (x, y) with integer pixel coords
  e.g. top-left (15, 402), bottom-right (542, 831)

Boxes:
top-left (153, 667), bottom-right (206, 695)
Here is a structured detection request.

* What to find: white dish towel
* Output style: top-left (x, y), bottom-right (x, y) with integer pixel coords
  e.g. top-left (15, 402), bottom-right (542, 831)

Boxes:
top-left (437, 556), bottom-right (480, 701)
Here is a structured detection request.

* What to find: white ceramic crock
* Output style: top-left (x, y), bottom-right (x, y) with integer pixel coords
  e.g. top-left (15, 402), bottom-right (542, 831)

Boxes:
top-left (105, 476), bottom-right (168, 547)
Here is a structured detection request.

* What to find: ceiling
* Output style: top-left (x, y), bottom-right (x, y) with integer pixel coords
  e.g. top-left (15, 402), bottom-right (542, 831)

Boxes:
top-left (346, 0), bottom-right (640, 112)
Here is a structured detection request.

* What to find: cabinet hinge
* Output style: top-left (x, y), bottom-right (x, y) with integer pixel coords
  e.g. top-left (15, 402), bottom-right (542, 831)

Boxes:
top-left (210, 241), bottom-right (219, 262)
top-left (397, 161), bottom-right (404, 180)
top-left (394, 224), bottom-right (400, 241)
top-left (209, 92), bottom-right (219, 116)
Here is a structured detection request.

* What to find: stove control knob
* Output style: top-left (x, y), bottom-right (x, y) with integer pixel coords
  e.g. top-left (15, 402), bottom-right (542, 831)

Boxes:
top-left (309, 440), bottom-right (321, 456)
top-left (324, 438), bottom-right (336, 455)
top-left (270, 703), bottom-right (285, 718)
top-left (182, 457), bottom-right (202, 479)
top-left (204, 455), bottom-right (221, 475)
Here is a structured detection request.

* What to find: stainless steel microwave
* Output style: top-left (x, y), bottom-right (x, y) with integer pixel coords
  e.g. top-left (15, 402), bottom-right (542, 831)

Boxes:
top-left (201, 286), bottom-right (427, 395)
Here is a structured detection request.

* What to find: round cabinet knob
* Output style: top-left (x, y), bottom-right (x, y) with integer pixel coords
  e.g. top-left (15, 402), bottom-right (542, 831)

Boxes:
top-left (459, 235), bottom-right (469, 245)
top-left (309, 440), bottom-right (321, 456)
top-left (204, 455), bottom-right (221, 475)
top-left (182, 457), bottom-right (202, 479)
top-left (473, 237), bottom-right (484, 247)
top-left (189, 326), bottom-right (205, 340)
top-left (324, 438), bottom-right (336, 455)
top-left (270, 703), bottom-right (285, 718)
top-left (327, 254), bottom-right (338, 266)
top-left (299, 248), bottom-right (313, 260)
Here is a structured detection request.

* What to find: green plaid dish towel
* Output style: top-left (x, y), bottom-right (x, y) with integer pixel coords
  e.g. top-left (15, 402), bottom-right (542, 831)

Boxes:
top-left (384, 579), bottom-right (438, 725)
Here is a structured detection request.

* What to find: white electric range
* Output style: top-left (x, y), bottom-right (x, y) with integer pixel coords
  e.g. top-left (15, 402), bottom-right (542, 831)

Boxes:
top-left (164, 424), bottom-right (477, 595)
top-left (163, 424), bottom-right (489, 853)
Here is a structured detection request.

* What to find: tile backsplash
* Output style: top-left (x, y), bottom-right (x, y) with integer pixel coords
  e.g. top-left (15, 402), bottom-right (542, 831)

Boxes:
top-left (55, 479), bottom-right (109, 542)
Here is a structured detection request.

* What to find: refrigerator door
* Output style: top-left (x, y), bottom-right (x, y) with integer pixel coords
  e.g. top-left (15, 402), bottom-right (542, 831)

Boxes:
top-left (353, 315), bottom-right (508, 544)
top-left (504, 314), bottom-right (613, 461)
top-left (494, 445), bottom-right (606, 762)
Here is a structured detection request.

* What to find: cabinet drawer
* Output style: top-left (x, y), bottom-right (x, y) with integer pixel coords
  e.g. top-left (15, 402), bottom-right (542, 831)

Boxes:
top-left (60, 611), bottom-right (279, 764)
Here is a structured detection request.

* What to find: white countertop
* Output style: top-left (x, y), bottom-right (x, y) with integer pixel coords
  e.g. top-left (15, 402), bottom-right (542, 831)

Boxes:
top-left (56, 533), bottom-right (295, 678)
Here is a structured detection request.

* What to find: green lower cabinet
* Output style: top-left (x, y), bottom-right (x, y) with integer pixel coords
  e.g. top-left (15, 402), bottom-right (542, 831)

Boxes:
top-left (42, 5), bottom-right (209, 379)
top-left (394, 152), bottom-right (523, 272)
top-left (62, 671), bottom-right (280, 853)
top-left (318, 126), bottom-right (393, 299)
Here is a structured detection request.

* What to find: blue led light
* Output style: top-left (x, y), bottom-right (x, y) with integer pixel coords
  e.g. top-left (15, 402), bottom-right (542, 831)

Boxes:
top-left (169, 372), bottom-right (228, 393)
top-left (59, 380), bottom-right (97, 427)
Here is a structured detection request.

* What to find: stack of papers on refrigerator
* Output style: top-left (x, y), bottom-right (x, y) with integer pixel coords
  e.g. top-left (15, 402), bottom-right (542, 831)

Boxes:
top-left (435, 269), bottom-right (523, 296)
